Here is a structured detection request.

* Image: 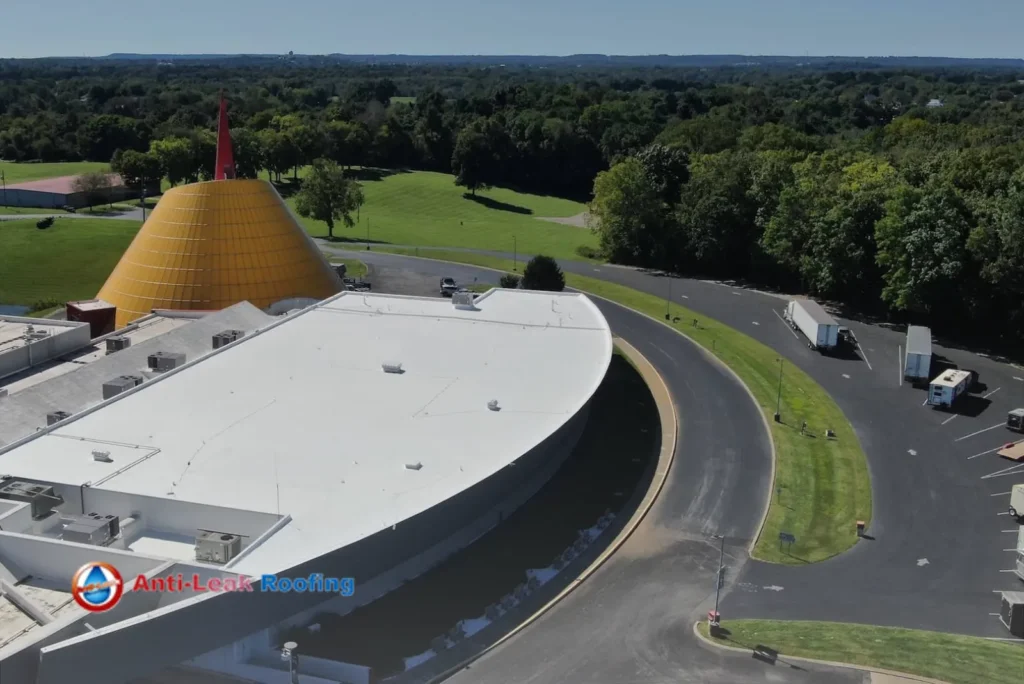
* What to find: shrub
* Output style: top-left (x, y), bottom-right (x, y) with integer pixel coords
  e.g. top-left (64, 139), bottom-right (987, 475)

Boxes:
top-left (575, 244), bottom-right (602, 260)
top-left (499, 273), bottom-right (521, 289)
top-left (521, 255), bottom-right (565, 292)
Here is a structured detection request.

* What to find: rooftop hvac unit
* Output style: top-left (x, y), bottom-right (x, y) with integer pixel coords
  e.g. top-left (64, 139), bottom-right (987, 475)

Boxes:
top-left (382, 363), bottom-right (404, 374)
top-left (0, 388), bottom-right (7, 399)
top-left (25, 329), bottom-right (50, 341)
top-left (212, 329), bottom-right (245, 349)
top-left (452, 291), bottom-right (477, 309)
top-left (0, 479), bottom-right (64, 519)
top-left (46, 410), bottom-right (72, 426)
top-left (148, 351), bottom-right (186, 372)
top-left (102, 374), bottom-right (143, 400)
top-left (105, 336), bottom-right (131, 354)
top-left (62, 512), bottom-right (120, 546)
top-left (999, 591), bottom-right (1024, 637)
top-left (194, 530), bottom-right (242, 564)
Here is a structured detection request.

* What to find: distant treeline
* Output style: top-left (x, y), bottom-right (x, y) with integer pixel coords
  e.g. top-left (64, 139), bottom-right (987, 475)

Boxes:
top-left (2, 61), bottom-right (1024, 346)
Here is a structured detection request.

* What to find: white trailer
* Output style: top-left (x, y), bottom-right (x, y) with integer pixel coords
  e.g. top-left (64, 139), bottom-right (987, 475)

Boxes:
top-left (1016, 523), bottom-right (1024, 581)
top-left (904, 325), bottom-right (932, 382)
top-left (928, 369), bottom-right (972, 407)
top-left (1010, 484), bottom-right (1024, 523)
top-left (785, 298), bottom-right (839, 352)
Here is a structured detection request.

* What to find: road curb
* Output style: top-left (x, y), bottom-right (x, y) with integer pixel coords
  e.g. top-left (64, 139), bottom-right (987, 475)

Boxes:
top-left (421, 336), bottom-right (679, 683)
top-left (691, 621), bottom-right (950, 684)
top-left (350, 250), bottom-right (777, 558)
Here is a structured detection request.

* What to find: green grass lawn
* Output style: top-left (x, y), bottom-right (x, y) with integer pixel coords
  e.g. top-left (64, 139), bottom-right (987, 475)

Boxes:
top-left (699, 620), bottom-right (1024, 684)
top-left (0, 161), bottom-right (109, 184)
top-left (0, 206), bottom-right (60, 215)
top-left (0, 218), bottom-right (141, 306)
top-left (374, 247), bottom-right (871, 563)
top-left (324, 256), bottom-right (368, 279)
top-left (286, 169), bottom-right (595, 260)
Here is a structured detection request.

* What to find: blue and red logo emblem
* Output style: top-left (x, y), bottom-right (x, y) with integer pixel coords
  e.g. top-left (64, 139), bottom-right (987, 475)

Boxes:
top-left (71, 562), bottom-right (124, 612)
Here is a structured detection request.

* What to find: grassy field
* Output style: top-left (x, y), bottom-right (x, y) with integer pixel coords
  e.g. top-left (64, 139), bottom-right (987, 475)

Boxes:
top-left (0, 161), bottom-right (109, 184)
top-left (324, 256), bottom-right (368, 279)
top-left (286, 169), bottom-right (595, 260)
top-left (699, 620), bottom-right (1024, 684)
top-left (0, 218), bottom-right (141, 306)
top-left (374, 247), bottom-right (872, 564)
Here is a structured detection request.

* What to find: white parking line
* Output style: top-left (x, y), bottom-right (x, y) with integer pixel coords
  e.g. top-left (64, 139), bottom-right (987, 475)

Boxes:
top-left (1005, 549), bottom-right (1018, 552)
top-left (955, 423), bottom-right (1005, 442)
top-left (680, 295), bottom-right (689, 299)
top-left (982, 463), bottom-right (1024, 479)
top-left (898, 345), bottom-right (902, 386)
top-left (731, 292), bottom-right (741, 296)
top-left (1014, 376), bottom-right (1023, 382)
top-left (997, 512), bottom-right (1011, 515)
top-left (970, 446), bottom-right (1005, 460)
top-left (752, 321), bottom-right (760, 326)
top-left (991, 491), bottom-right (1011, 496)
top-left (1004, 529), bottom-right (1019, 533)
top-left (999, 568), bottom-right (1017, 572)
top-left (983, 387), bottom-right (1001, 399)
top-left (773, 309), bottom-right (800, 340)
top-left (941, 414), bottom-right (958, 425)
top-left (921, 398), bottom-right (929, 406)
top-left (856, 341), bottom-right (873, 370)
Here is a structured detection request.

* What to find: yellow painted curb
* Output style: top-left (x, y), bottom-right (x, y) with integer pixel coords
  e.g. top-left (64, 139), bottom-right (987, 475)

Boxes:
top-left (691, 622), bottom-right (950, 684)
top-left (424, 336), bottom-right (679, 683)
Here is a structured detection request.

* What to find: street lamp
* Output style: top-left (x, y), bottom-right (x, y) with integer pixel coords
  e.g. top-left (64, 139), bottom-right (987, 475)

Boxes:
top-left (711, 533), bottom-right (726, 630)
top-left (366, 218), bottom-right (370, 251)
top-left (665, 275), bottom-right (672, 320)
top-left (281, 641), bottom-right (299, 684)
top-left (513, 235), bottom-right (517, 271)
top-left (774, 358), bottom-right (784, 422)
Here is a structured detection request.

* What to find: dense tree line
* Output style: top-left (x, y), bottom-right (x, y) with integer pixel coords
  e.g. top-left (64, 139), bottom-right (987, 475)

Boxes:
top-left (3, 61), bottom-right (1024, 344)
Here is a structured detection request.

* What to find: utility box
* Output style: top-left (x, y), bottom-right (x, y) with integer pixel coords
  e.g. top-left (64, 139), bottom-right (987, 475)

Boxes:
top-left (148, 351), bottom-right (186, 372)
top-left (194, 531), bottom-right (242, 564)
top-left (999, 591), bottom-right (1024, 637)
top-left (1009, 409), bottom-right (1024, 433)
top-left (102, 374), bottom-right (143, 400)
top-left (46, 410), bottom-right (72, 426)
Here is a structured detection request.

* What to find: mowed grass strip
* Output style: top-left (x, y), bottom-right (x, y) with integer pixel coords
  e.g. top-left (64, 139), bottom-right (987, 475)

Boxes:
top-left (375, 247), bottom-right (871, 563)
top-left (0, 218), bottom-right (141, 304)
top-left (0, 161), bottom-right (110, 184)
top-left (287, 170), bottom-right (596, 260)
top-left (699, 620), bottom-right (1024, 684)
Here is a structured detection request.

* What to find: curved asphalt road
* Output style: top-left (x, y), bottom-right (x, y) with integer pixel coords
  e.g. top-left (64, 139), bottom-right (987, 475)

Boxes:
top-left (333, 249), bottom-right (865, 683)
top-left (331, 245), bottom-right (1024, 641)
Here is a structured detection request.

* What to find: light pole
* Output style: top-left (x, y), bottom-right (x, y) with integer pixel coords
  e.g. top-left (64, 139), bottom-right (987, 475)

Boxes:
top-left (513, 235), bottom-right (517, 272)
top-left (774, 358), bottom-right (784, 422)
top-left (712, 533), bottom-right (726, 628)
top-left (366, 218), bottom-right (370, 251)
top-left (665, 275), bottom-right (672, 320)
top-left (1, 170), bottom-right (6, 207)
top-left (281, 641), bottom-right (299, 684)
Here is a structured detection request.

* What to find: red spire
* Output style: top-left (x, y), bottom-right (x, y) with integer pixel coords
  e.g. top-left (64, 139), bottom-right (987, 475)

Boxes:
top-left (215, 92), bottom-right (235, 180)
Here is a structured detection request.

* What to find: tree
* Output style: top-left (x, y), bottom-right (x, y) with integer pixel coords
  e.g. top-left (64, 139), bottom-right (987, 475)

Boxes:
top-left (521, 255), bottom-right (565, 292)
top-left (589, 157), bottom-right (672, 266)
top-left (71, 171), bottom-right (113, 210)
top-left (451, 125), bottom-right (490, 195)
top-left (293, 158), bottom-right (365, 239)
top-left (149, 137), bottom-right (193, 187)
top-left (111, 150), bottom-right (162, 195)
top-left (635, 143), bottom-right (690, 205)
top-left (499, 273), bottom-right (521, 289)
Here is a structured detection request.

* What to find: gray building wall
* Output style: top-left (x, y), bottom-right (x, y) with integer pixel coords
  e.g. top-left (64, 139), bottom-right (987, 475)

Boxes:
top-left (21, 395), bottom-right (598, 684)
top-left (0, 318), bottom-right (91, 382)
top-left (1, 184), bottom-right (148, 209)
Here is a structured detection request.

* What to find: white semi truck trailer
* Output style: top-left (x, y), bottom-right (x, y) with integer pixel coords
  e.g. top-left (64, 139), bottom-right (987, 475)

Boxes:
top-left (785, 298), bottom-right (839, 352)
top-left (904, 325), bottom-right (932, 383)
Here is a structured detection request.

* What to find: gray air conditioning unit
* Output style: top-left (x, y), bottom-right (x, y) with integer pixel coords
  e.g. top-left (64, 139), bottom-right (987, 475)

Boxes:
top-left (148, 351), bottom-right (186, 372)
top-left (105, 336), bottom-right (131, 354)
top-left (102, 374), bottom-right (144, 400)
top-left (1000, 591), bottom-right (1024, 637)
top-left (62, 512), bottom-right (120, 546)
top-left (0, 388), bottom-right (7, 399)
top-left (0, 479), bottom-right (64, 519)
top-left (212, 329), bottom-right (245, 349)
top-left (452, 291), bottom-right (477, 310)
top-left (194, 531), bottom-right (242, 564)
top-left (46, 410), bottom-right (72, 426)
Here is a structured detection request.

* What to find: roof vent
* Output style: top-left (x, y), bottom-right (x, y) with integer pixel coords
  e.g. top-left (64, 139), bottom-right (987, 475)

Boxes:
top-left (46, 410), bottom-right (72, 426)
top-left (106, 336), bottom-right (131, 354)
top-left (0, 388), bottom-right (7, 400)
top-left (102, 374), bottom-right (143, 400)
top-left (382, 363), bottom-right (404, 374)
top-left (148, 351), bottom-right (186, 372)
top-left (487, 400), bottom-right (500, 411)
top-left (92, 450), bottom-right (112, 463)
top-left (405, 462), bottom-right (423, 471)
top-left (212, 329), bottom-right (245, 349)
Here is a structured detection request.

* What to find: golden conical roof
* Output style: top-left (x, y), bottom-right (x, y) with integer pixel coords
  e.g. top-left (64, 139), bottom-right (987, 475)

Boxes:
top-left (97, 179), bottom-right (342, 328)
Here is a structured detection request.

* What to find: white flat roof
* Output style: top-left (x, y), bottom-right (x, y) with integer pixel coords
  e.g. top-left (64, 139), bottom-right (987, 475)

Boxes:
top-left (0, 289), bottom-right (612, 575)
top-left (0, 320), bottom-right (75, 355)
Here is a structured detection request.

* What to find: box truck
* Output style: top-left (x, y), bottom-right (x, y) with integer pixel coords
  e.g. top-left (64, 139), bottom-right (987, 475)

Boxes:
top-left (928, 369), bottom-right (972, 407)
top-left (1012, 484), bottom-right (1024, 524)
top-left (1008, 409), bottom-right (1024, 433)
top-left (785, 298), bottom-right (839, 352)
top-left (904, 326), bottom-right (932, 382)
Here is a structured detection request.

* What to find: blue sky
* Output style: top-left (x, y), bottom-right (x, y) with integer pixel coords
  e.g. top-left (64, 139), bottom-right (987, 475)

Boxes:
top-left (3, 0), bottom-right (1022, 59)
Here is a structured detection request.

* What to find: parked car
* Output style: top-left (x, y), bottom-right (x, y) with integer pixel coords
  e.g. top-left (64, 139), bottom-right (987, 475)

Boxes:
top-left (440, 277), bottom-right (458, 297)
